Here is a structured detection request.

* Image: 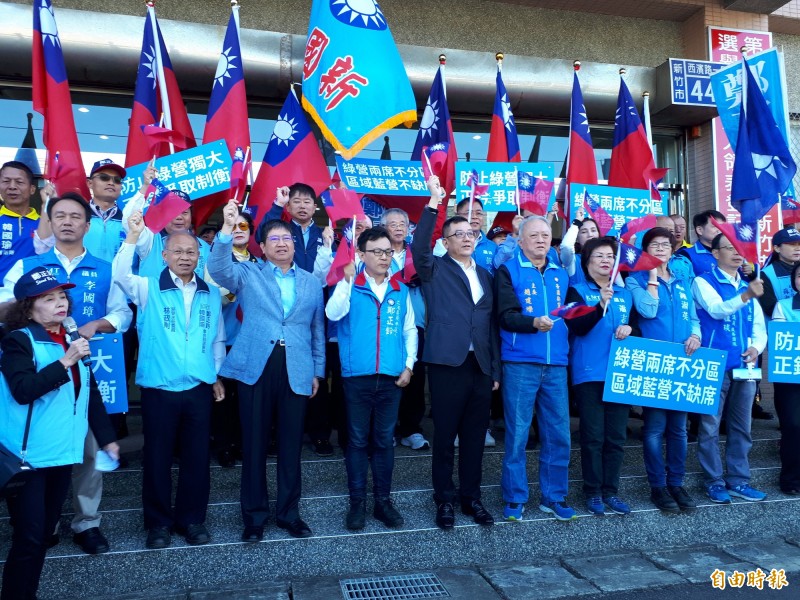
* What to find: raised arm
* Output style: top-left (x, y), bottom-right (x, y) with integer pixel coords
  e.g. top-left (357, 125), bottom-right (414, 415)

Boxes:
top-left (411, 176), bottom-right (443, 282)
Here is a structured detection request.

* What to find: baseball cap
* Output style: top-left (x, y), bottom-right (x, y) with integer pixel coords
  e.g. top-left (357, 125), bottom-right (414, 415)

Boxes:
top-left (773, 227), bottom-right (800, 246)
top-left (90, 158), bottom-right (126, 179)
top-left (13, 267), bottom-right (75, 301)
top-left (487, 225), bottom-right (511, 241)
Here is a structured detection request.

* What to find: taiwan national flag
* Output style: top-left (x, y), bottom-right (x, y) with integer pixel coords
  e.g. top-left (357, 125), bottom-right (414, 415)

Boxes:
top-left (391, 245), bottom-right (417, 285)
top-left (32, 0), bottom-right (89, 198)
top-left (782, 194), bottom-right (800, 226)
top-left (616, 241), bottom-right (663, 272)
top-left (125, 4), bottom-right (196, 168)
top-left (608, 77), bottom-right (667, 200)
top-left (143, 179), bottom-right (191, 233)
top-left (301, 0), bottom-right (416, 159)
top-left (487, 68), bottom-right (521, 162)
top-left (140, 123), bottom-right (190, 153)
top-left (711, 217), bottom-right (760, 265)
top-left (248, 89), bottom-right (332, 228)
top-left (421, 143), bottom-right (451, 181)
top-left (517, 172), bottom-right (552, 216)
top-left (730, 57), bottom-right (797, 224)
top-left (468, 169), bottom-right (490, 199)
top-left (550, 301), bottom-right (596, 319)
top-left (195, 6), bottom-right (251, 227)
top-left (229, 147), bottom-right (249, 202)
top-left (567, 72), bottom-right (598, 188)
top-left (326, 219), bottom-right (356, 286)
top-left (320, 188), bottom-right (366, 223)
top-left (619, 214), bottom-right (658, 244)
top-left (583, 191), bottom-right (615, 236)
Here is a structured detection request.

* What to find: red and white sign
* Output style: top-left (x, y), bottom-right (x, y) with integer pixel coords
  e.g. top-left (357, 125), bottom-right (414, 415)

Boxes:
top-left (708, 26), bottom-right (776, 261)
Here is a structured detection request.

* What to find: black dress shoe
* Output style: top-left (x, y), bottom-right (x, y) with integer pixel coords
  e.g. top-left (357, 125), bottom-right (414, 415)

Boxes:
top-left (46, 533), bottom-right (60, 549)
top-left (267, 438), bottom-right (278, 458)
top-left (435, 502), bottom-right (455, 530)
top-left (650, 487), bottom-right (681, 514)
top-left (145, 526), bottom-right (171, 550)
top-left (461, 500), bottom-right (494, 526)
top-left (241, 525), bottom-right (264, 542)
top-left (752, 403), bottom-right (774, 420)
top-left (374, 498), bottom-right (404, 528)
top-left (781, 487), bottom-right (800, 496)
top-left (175, 523), bottom-right (210, 545)
top-left (346, 499), bottom-right (366, 531)
top-left (277, 518), bottom-right (312, 538)
top-left (312, 439), bottom-right (334, 457)
top-left (217, 448), bottom-right (236, 468)
top-left (73, 527), bottom-right (110, 554)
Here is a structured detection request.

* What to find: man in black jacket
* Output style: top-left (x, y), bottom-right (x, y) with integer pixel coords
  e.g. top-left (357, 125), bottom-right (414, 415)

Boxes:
top-left (412, 176), bottom-right (501, 530)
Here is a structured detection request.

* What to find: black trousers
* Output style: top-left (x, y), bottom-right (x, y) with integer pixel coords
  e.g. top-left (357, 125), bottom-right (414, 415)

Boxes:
top-left (238, 345), bottom-right (308, 526)
top-left (397, 327), bottom-right (426, 438)
top-left (2, 465), bottom-right (72, 600)
top-left (427, 353), bottom-right (492, 504)
top-left (305, 342), bottom-right (335, 442)
top-left (141, 384), bottom-right (212, 529)
top-left (774, 383), bottom-right (800, 491)
top-left (212, 374), bottom-right (242, 455)
top-left (575, 381), bottom-right (629, 498)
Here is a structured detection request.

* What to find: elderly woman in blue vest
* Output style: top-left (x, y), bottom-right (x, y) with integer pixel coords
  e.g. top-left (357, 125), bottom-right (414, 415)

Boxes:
top-left (564, 237), bottom-right (636, 516)
top-left (759, 226), bottom-right (800, 319)
top-left (626, 227), bottom-right (701, 514)
top-left (691, 233), bottom-right (767, 504)
top-left (560, 209), bottom-right (599, 286)
top-left (326, 227), bottom-right (417, 531)
top-left (0, 267), bottom-right (118, 600)
top-left (771, 262), bottom-right (800, 495)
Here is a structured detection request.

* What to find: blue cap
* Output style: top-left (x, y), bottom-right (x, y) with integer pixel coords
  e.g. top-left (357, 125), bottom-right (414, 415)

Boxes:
top-left (90, 158), bottom-right (126, 179)
top-left (13, 267), bottom-right (75, 301)
top-left (773, 227), bottom-right (800, 247)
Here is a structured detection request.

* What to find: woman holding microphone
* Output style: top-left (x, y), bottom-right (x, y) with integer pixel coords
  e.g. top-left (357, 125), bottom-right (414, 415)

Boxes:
top-left (0, 266), bottom-right (118, 600)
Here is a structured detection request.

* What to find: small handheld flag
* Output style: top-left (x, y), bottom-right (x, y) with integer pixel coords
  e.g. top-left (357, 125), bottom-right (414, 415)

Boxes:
top-left (320, 188), bottom-right (366, 223)
top-left (326, 219), bottom-right (356, 286)
top-left (550, 301), bottom-right (596, 319)
top-left (619, 214), bottom-right (658, 244)
top-left (583, 191), bottom-right (615, 236)
top-left (143, 179), bottom-right (191, 233)
top-left (616, 241), bottom-right (663, 272)
top-left (711, 217), bottom-right (760, 265)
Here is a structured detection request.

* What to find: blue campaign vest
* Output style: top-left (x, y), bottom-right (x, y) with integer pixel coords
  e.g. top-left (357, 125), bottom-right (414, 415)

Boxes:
top-left (500, 254), bottom-right (570, 366)
top-left (0, 209), bottom-right (38, 282)
top-left (0, 327), bottom-right (90, 468)
top-left (628, 271), bottom-right (695, 343)
top-left (696, 267), bottom-right (754, 370)
top-left (84, 212), bottom-right (125, 264)
top-left (777, 295), bottom-right (800, 322)
top-left (473, 233), bottom-right (497, 275)
top-left (568, 255), bottom-right (588, 286)
top-left (136, 270), bottom-right (221, 390)
top-left (138, 233), bottom-right (209, 280)
top-left (762, 262), bottom-right (795, 303)
top-left (682, 242), bottom-right (717, 277)
top-left (570, 280), bottom-right (633, 385)
top-left (669, 253), bottom-right (694, 282)
top-left (22, 249), bottom-right (112, 327)
top-left (337, 272), bottom-right (409, 377)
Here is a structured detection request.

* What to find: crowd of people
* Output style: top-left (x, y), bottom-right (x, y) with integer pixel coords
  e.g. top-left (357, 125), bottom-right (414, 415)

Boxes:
top-left (0, 159), bottom-right (798, 599)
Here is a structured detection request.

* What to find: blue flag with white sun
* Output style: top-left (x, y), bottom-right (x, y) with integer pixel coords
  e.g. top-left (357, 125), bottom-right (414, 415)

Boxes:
top-left (301, 0), bottom-right (417, 160)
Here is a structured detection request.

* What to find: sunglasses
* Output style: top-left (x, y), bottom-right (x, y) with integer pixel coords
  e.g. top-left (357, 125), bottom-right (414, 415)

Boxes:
top-left (92, 173), bottom-right (123, 184)
top-left (234, 222), bottom-right (249, 231)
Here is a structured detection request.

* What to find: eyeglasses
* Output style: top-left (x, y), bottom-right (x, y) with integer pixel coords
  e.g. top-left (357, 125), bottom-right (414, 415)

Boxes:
top-left (457, 211), bottom-right (484, 218)
top-left (363, 248), bottom-right (394, 258)
top-left (167, 249), bottom-right (198, 257)
top-left (590, 253), bottom-right (615, 261)
top-left (234, 222), bottom-right (250, 231)
top-left (384, 222), bottom-right (407, 230)
top-left (647, 242), bottom-right (673, 250)
top-left (92, 173), bottom-right (123, 184)
top-left (446, 230), bottom-right (477, 240)
top-left (266, 235), bottom-right (293, 243)
top-left (717, 245), bottom-right (737, 252)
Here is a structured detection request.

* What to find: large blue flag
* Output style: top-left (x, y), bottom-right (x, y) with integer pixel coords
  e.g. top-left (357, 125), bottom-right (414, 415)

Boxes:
top-left (301, 0), bottom-right (416, 159)
top-left (731, 57), bottom-right (797, 223)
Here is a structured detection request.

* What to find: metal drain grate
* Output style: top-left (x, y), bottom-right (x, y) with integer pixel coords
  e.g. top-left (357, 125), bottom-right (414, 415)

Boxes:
top-left (340, 573), bottom-right (450, 599)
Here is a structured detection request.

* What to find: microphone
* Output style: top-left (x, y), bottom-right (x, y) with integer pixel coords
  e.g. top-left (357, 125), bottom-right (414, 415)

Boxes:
top-left (63, 317), bottom-right (91, 366)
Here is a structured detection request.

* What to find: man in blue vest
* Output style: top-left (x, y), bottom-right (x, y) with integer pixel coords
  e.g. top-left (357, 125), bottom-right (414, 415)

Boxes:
top-left (495, 216), bottom-right (575, 522)
top-left (760, 226), bottom-right (800, 318)
top-left (115, 212), bottom-right (226, 549)
top-left (677, 210), bottom-right (726, 277)
top-left (0, 192), bottom-right (132, 554)
top-left (326, 227), bottom-right (418, 530)
top-left (692, 233), bottom-right (768, 504)
top-left (0, 161), bottom-right (39, 282)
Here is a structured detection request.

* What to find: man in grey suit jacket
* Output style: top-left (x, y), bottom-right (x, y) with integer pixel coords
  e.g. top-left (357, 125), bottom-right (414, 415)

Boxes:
top-left (208, 200), bottom-right (325, 542)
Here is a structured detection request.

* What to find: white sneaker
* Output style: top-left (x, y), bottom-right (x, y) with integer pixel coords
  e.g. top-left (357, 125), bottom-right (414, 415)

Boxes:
top-left (484, 429), bottom-right (496, 447)
top-left (400, 433), bottom-right (430, 450)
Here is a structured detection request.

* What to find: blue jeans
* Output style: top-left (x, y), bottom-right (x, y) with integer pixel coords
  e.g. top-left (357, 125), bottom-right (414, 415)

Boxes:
top-left (501, 363), bottom-right (570, 504)
top-left (343, 375), bottom-right (402, 500)
top-left (697, 371), bottom-right (755, 488)
top-left (642, 407), bottom-right (688, 488)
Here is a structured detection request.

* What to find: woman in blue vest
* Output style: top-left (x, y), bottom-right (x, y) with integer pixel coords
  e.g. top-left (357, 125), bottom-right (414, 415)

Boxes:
top-left (771, 262), bottom-right (800, 495)
top-left (0, 266), bottom-right (118, 600)
top-left (626, 227), bottom-right (701, 514)
top-left (564, 237), bottom-right (636, 516)
top-left (760, 226), bottom-right (800, 319)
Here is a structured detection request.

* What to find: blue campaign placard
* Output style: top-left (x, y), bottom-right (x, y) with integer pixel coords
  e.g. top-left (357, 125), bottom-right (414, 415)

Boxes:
top-left (603, 337), bottom-right (728, 415)
top-left (335, 156), bottom-right (428, 196)
top-left (455, 162), bottom-right (555, 212)
top-left (118, 140), bottom-right (233, 209)
top-left (89, 333), bottom-right (128, 415)
top-left (768, 321), bottom-right (800, 383)
top-left (570, 183), bottom-right (665, 236)
top-left (669, 58), bottom-right (725, 107)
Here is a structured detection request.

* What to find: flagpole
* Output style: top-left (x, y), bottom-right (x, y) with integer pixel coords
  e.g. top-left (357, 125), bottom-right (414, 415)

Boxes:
top-left (231, 0), bottom-right (240, 32)
top-left (740, 45), bottom-right (762, 276)
top-left (514, 166), bottom-right (521, 216)
top-left (565, 60), bottom-right (581, 224)
top-left (468, 178), bottom-right (475, 223)
top-left (147, 2), bottom-right (174, 153)
top-left (603, 241), bottom-right (622, 317)
top-left (642, 91), bottom-right (654, 154)
top-left (439, 54), bottom-right (447, 98)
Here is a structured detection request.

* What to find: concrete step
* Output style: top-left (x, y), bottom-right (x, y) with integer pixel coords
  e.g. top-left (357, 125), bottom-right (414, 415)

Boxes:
top-left (21, 466), bottom-right (800, 599)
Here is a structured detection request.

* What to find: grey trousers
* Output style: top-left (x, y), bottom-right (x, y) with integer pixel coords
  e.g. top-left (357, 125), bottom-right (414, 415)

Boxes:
top-left (71, 432), bottom-right (103, 533)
